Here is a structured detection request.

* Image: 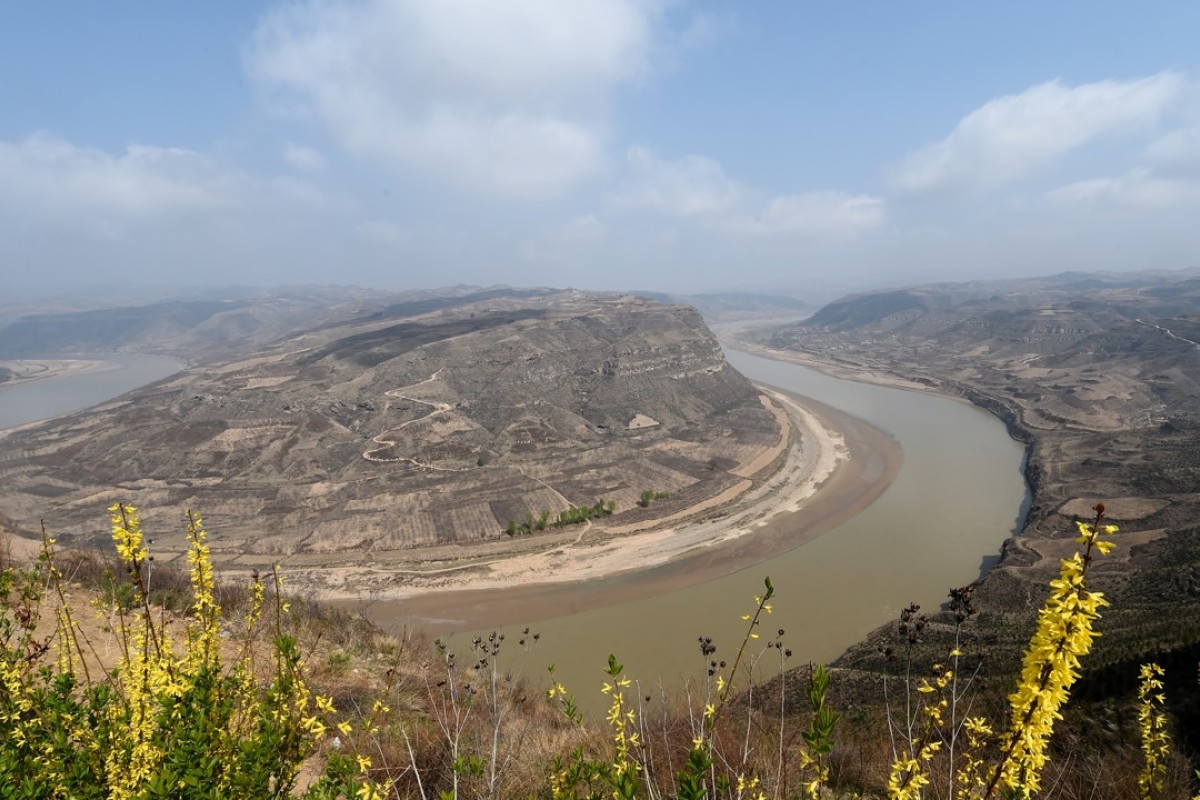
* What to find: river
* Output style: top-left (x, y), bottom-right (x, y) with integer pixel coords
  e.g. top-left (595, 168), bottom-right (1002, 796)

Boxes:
top-left (0, 353), bottom-right (183, 430)
top-left (0, 346), bottom-right (1027, 710)
top-left (416, 348), bottom-right (1028, 706)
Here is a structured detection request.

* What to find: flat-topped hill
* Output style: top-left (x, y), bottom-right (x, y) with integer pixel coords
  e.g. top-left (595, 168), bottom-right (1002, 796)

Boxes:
top-left (0, 289), bottom-right (780, 569)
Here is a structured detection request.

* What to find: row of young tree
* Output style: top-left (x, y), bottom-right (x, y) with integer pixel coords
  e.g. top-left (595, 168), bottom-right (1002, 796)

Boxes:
top-left (505, 498), bottom-right (617, 536)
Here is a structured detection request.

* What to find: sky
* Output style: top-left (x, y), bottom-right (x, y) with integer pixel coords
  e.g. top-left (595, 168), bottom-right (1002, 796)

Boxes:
top-left (3, 1), bottom-right (1200, 298)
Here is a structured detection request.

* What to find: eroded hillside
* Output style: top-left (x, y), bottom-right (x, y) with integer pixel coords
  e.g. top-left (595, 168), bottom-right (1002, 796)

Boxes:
top-left (741, 269), bottom-right (1200, 676)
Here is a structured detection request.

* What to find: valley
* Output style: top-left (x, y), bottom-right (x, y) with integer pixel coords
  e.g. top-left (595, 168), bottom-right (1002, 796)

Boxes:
top-left (8, 271), bottom-right (1191, 688)
top-left (736, 269), bottom-right (1200, 677)
top-left (0, 289), bottom-right (811, 602)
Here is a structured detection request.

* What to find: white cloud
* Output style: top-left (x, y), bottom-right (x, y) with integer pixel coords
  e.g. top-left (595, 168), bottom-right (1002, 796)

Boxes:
top-left (891, 73), bottom-right (1185, 195)
top-left (283, 141), bottom-right (327, 171)
top-left (738, 192), bottom-right (886, 239)
top-left (1144, 125), bottom-right (1200, 178)
top-left (247, 0), bottom-right (666, 198)
top-left (611, 147), bottom-right (885, 239)
top-left (0, 133), bottom-right (329, 244)
top-left (559, 214), bottom-right (606, 242)
top-left (1049, 169), bottom-right (1200, 209)
top-left (516, 214), bottom-right (607, 267)
top-left (0, 134), bottom-right (237, 240)
top-left (1045, 105), bottom-right (1200, 210)
top-left (613, 146), bottom-right (743, 216)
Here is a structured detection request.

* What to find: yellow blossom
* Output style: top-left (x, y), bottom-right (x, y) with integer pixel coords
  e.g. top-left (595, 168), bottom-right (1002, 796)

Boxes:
top-left (109, 502), bottom-right (147, 566)
top-left (1137, 662), bottom-right (1171, 797)
top-left (995, 527), bottom-right (1114, 797)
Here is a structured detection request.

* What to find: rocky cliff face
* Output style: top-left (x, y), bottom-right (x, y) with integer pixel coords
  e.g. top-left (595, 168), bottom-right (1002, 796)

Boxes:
top-left (1, 290), bottom-right (778, 562)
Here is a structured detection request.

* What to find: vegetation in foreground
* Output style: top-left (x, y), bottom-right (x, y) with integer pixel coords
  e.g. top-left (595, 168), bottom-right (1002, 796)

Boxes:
top-left (1, 503), bottom-right (1199, 798)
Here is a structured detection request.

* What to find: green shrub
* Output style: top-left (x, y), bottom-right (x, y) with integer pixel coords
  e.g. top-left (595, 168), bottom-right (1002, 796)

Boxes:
top-left (637, 490), bottom-right (669, 508)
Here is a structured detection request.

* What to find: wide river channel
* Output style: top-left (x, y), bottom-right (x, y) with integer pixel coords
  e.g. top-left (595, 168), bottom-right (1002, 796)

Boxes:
top-left (0, 353), bottom-right (183, 430)
top-left (419, 347), bottom-right (1029, 704)
top-left (0, 347), bottom-right (1028, 706)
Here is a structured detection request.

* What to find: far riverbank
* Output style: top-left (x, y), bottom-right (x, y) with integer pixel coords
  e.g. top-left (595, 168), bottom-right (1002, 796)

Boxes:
top-left (0, 358), bottom-right (124, 388)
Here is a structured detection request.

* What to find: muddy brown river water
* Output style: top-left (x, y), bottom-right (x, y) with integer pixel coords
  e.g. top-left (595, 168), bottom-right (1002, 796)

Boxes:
top-left (373, 348), bottom-right (1029, 707)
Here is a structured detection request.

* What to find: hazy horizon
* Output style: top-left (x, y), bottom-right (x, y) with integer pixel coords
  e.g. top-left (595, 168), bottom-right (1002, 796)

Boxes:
top-left (4, 3), bottom-right (1200, 297)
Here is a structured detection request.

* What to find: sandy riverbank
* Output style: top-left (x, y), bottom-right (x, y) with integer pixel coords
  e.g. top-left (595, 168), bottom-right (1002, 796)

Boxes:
top-left (304, 390), bottom-right (834, 596)
top-left (307, 385), bottom-right (903, 632)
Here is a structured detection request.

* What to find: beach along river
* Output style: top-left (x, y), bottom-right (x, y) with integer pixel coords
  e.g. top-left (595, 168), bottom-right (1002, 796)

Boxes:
top-left (386, 348), bottom-right (1028, 705)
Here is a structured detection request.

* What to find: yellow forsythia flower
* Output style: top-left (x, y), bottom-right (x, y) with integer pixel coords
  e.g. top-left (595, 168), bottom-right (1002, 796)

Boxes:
top-left (998, 523), bottom-right (1115, 797)
top-left (1137, 662), bottom-right (1170, 799)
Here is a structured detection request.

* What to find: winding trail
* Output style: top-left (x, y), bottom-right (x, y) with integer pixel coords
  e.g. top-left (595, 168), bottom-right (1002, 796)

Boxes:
top-left (361, 370), bottom-right (472, 471)
top-left (1134, 318), bottom-right (1200, 349)
top-left (359, 371), bottom-right (578, 508)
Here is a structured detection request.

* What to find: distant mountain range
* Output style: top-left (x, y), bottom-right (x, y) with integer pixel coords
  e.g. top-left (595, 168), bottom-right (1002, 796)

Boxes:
top-left (633, 291), bottom-right (811, 322)
top-left (0, 286), bottom-right (513, 363)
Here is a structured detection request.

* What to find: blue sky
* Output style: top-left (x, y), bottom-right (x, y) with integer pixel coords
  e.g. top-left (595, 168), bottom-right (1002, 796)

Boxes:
top-left (4, 2), bottom-right (1200, 298)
